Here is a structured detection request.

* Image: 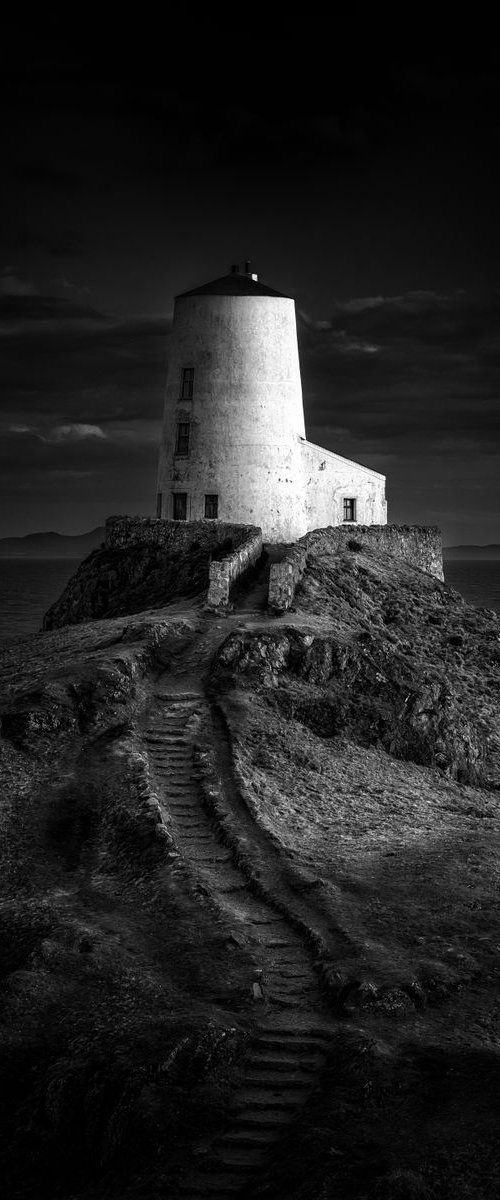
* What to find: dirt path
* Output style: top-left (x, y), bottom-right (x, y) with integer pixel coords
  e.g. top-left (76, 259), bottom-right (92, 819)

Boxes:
top-left (141, 661), bottom-right (336, 1197)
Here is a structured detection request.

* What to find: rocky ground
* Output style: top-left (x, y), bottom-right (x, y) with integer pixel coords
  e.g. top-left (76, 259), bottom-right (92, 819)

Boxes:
top-left (42, 535), bottom-right (239, 630)
top-left (1, 535), bottom-right (499, 1199)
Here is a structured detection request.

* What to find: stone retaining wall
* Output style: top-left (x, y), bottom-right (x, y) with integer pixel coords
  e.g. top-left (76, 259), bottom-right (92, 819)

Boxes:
top-left (267, 543), bottom-right (308, 613)
top-left (105, 515), bottom-right (254, 556)
top-left (207, 529), bottom-right (263, 608)
top-left (105, 515), bottom-right (262, 610)
top-left (268, 524), bottom-right (444, 613)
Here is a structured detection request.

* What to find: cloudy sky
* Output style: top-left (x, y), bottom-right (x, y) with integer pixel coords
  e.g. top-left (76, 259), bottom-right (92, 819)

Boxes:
top-left (1, 25), bottom-right (499, 543)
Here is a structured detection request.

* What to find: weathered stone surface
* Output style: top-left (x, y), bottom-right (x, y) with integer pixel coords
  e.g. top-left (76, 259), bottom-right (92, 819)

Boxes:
top-left (105, 514), bottom-right (256, 555)
top-left (43, 520), bottom-right (261, 630)
top-left (207, 529), bottom-right (263, 608)
top-left (268, 524), bottom-right (444, 612)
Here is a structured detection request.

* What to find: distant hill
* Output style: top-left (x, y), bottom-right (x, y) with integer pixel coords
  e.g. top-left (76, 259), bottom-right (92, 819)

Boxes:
top-left (0, 527), bottom-right (105, 558)
top-left (443, 544), bottom-right (500, 560)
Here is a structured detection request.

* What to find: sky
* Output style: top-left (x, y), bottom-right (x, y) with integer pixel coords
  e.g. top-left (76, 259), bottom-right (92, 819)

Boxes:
top-left (1, 25), bottom-right (499, 544)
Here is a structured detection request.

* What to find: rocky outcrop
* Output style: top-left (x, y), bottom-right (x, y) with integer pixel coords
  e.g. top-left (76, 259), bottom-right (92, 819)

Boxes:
top-left (214, 543), bottom-right (499, 788)
top-left (2, 538), bottom-right (500, 1200)
top-left (42, 542), bottom-right (210, 629)
top-left (213, 627), bottom-right (485, 783)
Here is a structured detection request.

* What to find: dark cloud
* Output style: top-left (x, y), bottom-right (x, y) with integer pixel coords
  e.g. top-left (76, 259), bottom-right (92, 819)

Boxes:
top-left (1, 284), bottom-right (498, 541)
top-left (296, 289), bottom-right (500, 538)
top-left (0, 295), bottom-right (169, 448)
top-left (299, 290), bottom-right (500, 451)
top-left (0, 32), bottom-right (499, 541)
top-left (16, 162), bottom-right (82, 192)
top-left (5, 226), bottom-right (86, 257)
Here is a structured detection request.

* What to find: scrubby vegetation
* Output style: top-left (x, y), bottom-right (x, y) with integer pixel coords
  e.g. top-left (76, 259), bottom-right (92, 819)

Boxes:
top-left (1, 539), bottom-right (499, 1198)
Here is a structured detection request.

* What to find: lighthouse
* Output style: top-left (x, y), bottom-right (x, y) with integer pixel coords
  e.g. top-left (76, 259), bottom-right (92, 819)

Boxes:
top-left (156, 264), bottom-right (386, 541)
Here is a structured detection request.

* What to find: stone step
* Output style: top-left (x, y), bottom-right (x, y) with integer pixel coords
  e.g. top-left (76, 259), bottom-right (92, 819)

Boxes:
top-left (258, 1023), bottom-right (331, 1039)
top-left (259, 937), bottom-right (304, 949)
top-left (144, 734), bottom-right (192, 745)
top-left (175, 820), bottom-right (213, 831)
top-left (148, 751), bottom-right (193, 760)
top-left (267, 992), bottom-right (319, 1007)
top-left (269, 966), bottom-right (313, 978)
top-left (176, 830), bottom-right (215, 840)
top-left (177, 832), bottom-right (217, 843)
top-left (256, 1035), bottom-right (328, 1053)
top-left (247, 1053), bottom-right (321, 1071)
top-left (147, 743), bottom-right (193, 751)
top-left (164, 779), bottom-right (198, 788)
top-left (266, 994), bottom-right (315, 1009)
top-left (187, 851), bottom-right (234, 864)
top-left (233, 1108), bottom-right (292, 1128)
top-left (148, 754), bottom-right (194, 764)
top-left (236, 1088), bottom-right (308, 1109)
top-left (145, 727), bottom-right (185, 735)
top-left (266, 985), bottom-right (318, 999)
top-left (265, 974), bottom-right (315, 988)
top-left (218, 1127), bottom-right (276, 1148)
top-left (244, 1069), bottom-right (314, 1088)
top-left (179, 1173), bottom-right (248, 1195)
top-left (217, 1146), bottom-right (267, 1168)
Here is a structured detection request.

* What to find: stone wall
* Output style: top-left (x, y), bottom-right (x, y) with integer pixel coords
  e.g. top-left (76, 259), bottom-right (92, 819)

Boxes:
top-left (268, 524), bottom-right (444, 612)
top-left (105, 515), bottom-right (254, 556)
top-left (267, 543), bottom-right (308, 613)
top-left (106, 515), bottom-right (263, 611)
top-left (207, 529), bottom-right (263, 608)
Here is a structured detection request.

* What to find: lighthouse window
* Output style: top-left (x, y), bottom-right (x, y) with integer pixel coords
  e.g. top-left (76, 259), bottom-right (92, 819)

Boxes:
top-left (343, 498), bottom-right (357, 522)
top-left (204, 494), bottom-right (218, 519)
top-left (181, 367), bottom-right (194, 399)
top-left (172, 493), bottom-right (188, 520)
top-left (175, 422), bottom-right (190, 455)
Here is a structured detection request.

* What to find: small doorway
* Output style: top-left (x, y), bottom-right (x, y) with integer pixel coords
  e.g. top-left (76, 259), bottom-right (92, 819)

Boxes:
top-left (172, 493), bottom-right (188, 520)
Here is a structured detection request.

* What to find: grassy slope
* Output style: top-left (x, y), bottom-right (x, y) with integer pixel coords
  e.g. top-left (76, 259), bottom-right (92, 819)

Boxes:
top-left (210, 543), bottom-right (500, 1198)
top-left (1, 540), bottom-right (500, 1198)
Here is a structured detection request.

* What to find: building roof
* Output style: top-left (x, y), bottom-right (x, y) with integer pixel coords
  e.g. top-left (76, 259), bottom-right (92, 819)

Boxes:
top-left (176, 272), bottom-right (291, 299)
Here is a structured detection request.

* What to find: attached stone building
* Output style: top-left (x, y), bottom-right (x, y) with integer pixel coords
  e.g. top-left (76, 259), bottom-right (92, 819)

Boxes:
top-left (156, 264), bottom-right (386, 541)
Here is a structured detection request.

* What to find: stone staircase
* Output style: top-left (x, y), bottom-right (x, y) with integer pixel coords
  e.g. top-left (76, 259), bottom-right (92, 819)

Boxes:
top-left (142, 691), bottom-right (333, 1198)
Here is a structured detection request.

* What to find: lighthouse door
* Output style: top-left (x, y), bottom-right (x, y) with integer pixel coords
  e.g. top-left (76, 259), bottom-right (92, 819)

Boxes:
top-left (172, 493), bottom-right (187, 520)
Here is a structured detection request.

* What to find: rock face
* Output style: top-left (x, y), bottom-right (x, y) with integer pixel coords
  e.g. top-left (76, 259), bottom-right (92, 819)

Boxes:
top-left (42, 542), bottom-right (211, 629)
top-left (268, 524), bottom-right (444, 612)
top-left (43, 518), bottom-right (263, 629)
top-left (214, 542), bottom-right (499, 788)
top-left (214, 626), bottom-right (484, 783)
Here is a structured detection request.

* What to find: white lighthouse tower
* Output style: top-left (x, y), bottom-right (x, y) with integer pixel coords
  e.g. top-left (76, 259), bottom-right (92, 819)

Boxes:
top-left (156, 264), bottom-right (386, 540)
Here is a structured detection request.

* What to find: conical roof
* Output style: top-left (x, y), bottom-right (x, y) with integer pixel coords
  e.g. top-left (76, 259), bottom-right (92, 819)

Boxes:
top-left (176, 272), bottom-right (291, 299)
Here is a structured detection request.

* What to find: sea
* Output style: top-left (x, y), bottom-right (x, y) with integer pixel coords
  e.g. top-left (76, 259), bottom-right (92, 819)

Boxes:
top-left (0, 557), bottom-right (499, 647)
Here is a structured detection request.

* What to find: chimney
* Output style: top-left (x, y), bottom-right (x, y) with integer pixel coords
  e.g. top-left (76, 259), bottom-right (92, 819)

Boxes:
top-left (244, 259), bottom-right (259, 282)
top-left (230, 263), bottom-right (240, 274)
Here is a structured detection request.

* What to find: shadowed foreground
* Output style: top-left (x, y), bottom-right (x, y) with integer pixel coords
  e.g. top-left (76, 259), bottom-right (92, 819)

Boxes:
top-left (1, 538), bottom-right (499, 1198)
